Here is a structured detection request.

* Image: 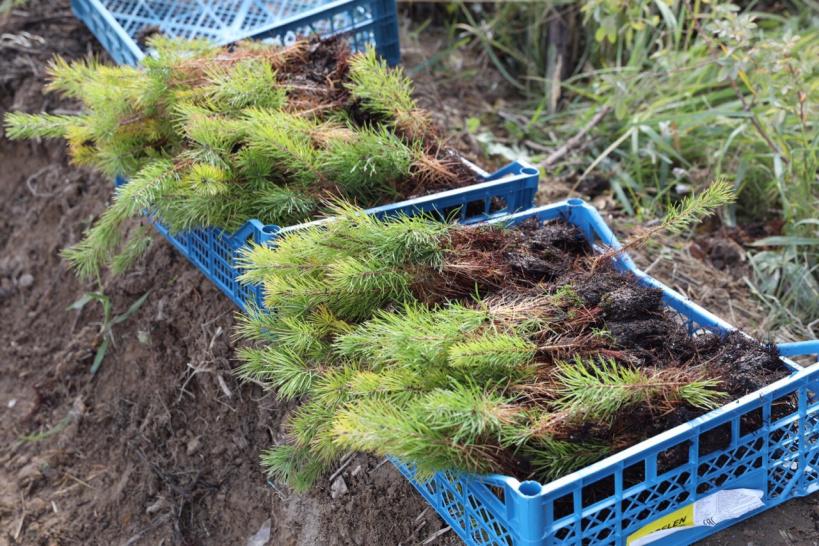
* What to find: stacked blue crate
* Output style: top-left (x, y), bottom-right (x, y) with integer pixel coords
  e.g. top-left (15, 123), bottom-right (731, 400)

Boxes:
top-left (71, 0), bottom-right (400, 66)
top-left (150, 194), bottom-right (819, 546)
top-left (87, 0), bottom-right (538, 311)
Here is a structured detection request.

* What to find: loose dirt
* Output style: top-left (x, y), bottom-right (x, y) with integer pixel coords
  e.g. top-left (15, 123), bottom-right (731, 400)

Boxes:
top-left (0, 3), bottom-right (456, 545)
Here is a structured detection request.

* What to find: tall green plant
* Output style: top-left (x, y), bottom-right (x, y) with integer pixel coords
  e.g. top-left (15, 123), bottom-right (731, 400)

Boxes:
top-left (450, 1), bottom-right (817, 333)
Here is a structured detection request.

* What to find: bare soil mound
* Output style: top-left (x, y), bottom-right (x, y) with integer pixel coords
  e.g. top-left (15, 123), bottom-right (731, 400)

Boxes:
top-left (0, 3), bottom-right (455, 544)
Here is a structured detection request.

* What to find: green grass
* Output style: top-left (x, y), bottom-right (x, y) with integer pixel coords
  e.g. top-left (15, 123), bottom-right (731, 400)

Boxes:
top-left (437, 0), bottom-right (818, 335)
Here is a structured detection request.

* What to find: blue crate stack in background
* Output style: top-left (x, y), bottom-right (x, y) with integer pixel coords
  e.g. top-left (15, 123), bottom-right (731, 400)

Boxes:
top-left (71, 0), bottom-right (400, 66)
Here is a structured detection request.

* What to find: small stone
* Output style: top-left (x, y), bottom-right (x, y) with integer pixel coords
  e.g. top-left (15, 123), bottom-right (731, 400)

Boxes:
top-left (16, 458), bottom-right (45, 485)
top-left (246, 518), bottom-right (271, 546)
top-left (330, 476), bottom-right (348, 499)
top-left (351, 465), bottom-right (362, 478)
top-left (18, 274), bottom-right (34, 288)
top-left (28, 498), bottom-right (47, 513)
top-left (7, 399), bottom-right (16, 408)
top-left (186, 436), bottom-right (201, 456)
top-left (146, 497), bottom-right (169, 514)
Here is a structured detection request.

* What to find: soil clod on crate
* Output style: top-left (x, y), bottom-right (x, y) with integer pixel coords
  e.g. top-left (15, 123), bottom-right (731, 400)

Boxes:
top-left (3, 35), bottom-right (479, 281)
top-left (234, 199), bottom-right (788, 491)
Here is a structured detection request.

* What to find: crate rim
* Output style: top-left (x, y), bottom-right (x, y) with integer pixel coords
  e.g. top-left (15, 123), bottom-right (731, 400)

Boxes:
top-left (276, 160), bottom-right (539, 236)
top-left (124, 158), bottom-right (538, 247)
top-left (467, 361), bottom-right (818, 500)
top-left (80, 0), bottom-right (144, 62)
top-left (166, 159), bottom-right (539, 251)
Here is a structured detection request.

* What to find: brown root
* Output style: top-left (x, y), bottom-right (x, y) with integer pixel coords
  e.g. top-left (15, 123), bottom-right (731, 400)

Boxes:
top-left (309, 123), bottom-right (356, 148)
top-left (395, 109), bottom-right (431, 142)
top-left (169, 39), bottom-right (308, 88)
top-left (409, 153), bottom-right (459, 190)
top-left (484, 294), bottom-right (560, 326)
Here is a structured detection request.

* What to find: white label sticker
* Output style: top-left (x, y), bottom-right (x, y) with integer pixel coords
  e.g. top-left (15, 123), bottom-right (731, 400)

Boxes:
top-left (628, 488), bottom-right (764, 546)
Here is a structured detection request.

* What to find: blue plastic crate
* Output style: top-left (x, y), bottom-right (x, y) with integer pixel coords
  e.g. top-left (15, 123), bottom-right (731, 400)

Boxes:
top-left (391, 199), bottom-right (819, 546)
top-left (136, 187), bottom-right (818, 544)
top-left (133, 160), bottom-right (539, 310)
top-left (71, 0), bottom-right (400, 66)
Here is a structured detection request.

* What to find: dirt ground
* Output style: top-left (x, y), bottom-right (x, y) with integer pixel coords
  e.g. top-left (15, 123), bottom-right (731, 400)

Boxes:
top-left (0, 2), bottom-right (816, 545)
top-left (0, 4), bottom-right (458, 545)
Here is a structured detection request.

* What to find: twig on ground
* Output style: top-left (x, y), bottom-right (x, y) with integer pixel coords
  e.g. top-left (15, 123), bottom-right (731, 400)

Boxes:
top-left (216, 374), bottom-right (233, 398)
top-left (539, 105), bottom-right (611, 168)
top-left (14, 512), bottom-right (25, 540)
top-left (123, 514), bottom-right (172, 546)
top-left (63, 471), bottom-right (95, 490)
top-left (524, 140), bottom-right (551, 153)
top-left (422, 526), bottom-right (451, 545)
top-left (207, 325), bottom-right (223, 351)
top-left (370, 458), bottom-right (390, 473)
top-left (24, 165), bottom-right (59, 197)
top-left (643, 254), bottom-right (664, 275)
top-left (413, 518), bottom-right (428, 536)
top-left (177, 361), bottom-right (212, 403)
top-left (415, 507), bottom-right (429, 523)
top-left (328, 453), bottom-right (355, 483)
top-left (267, 479), bottom-right (287, 501)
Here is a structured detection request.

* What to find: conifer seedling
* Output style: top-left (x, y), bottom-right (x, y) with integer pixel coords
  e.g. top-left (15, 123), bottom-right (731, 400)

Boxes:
top-left (230, 183), bottom-right (775, 491)
top-left (4, 37), bottom-right (467, 280)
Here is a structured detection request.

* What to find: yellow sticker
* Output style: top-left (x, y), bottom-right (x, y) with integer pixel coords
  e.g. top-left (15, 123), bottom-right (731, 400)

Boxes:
top-left (625, 489), bottom-right (764, 546)
top-left (627, 503), bottom-right (694, 546)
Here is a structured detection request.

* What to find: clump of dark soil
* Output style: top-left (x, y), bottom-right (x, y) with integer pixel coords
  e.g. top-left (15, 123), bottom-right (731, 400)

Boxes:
top-left (426, 216), bottom-right (788, 467)
top-left (0, 3), bottom-right (457, 545)
top-left (694, 331), bottom-right (782, 394)
top-left (434, 216), bottom-right (784, 391)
